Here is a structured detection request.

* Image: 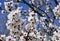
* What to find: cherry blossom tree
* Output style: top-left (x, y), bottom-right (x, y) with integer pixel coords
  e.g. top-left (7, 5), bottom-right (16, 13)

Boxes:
top-left (0, 0), bottom-right (60, 41)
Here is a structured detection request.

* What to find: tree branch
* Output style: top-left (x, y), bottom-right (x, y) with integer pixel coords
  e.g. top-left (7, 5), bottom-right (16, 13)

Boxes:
top-left (53, 0), bottom-right (59, 6)
top-left (22, 0), bottom-right (43, 17)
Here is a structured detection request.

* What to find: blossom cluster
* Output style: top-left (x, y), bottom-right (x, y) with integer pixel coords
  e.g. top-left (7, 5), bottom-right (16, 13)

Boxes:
top-left (53, 3), bottom-right (60, 22)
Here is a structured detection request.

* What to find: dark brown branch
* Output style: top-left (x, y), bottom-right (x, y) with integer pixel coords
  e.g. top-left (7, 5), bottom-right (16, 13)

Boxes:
top-left (22, 0), bottom-right (43, 17)
top-left (31, 4), bottom-right (50, 18)
top-left (54, 0), bottom-right (59, 6)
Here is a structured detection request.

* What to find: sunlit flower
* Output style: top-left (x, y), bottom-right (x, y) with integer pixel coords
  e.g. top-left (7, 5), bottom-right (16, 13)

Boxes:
top-left (20, 36), bottom-right (25, 41)
top-left (1, 35), bottom-right (5, 41)
top-left (6, 36), bottom-right (12, 41)
top-left (12, 38), bottom-right (16, 41)
top-left (1, 10), bottom-right (6, 14)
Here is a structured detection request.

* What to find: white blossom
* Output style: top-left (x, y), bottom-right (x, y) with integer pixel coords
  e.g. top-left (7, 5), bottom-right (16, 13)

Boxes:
top-left (20, 36), bottom-right (25, 41)
top-left (1, 10), bottom-right (6, 14)
top-left (4, 1), bottom-right (14, 12)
